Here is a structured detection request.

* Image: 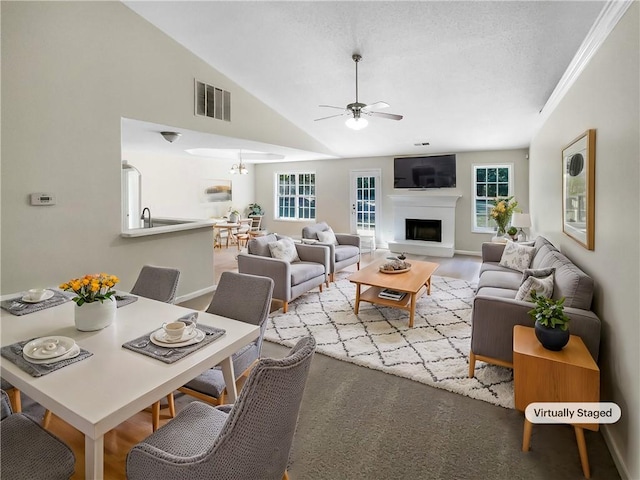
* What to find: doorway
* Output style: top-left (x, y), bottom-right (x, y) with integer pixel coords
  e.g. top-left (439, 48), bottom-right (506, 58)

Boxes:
top-left (350, 169), bottom-right (380, 248)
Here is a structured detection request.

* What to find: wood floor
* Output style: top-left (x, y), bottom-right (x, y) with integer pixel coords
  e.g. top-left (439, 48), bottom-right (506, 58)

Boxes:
top-left (42, 245), bottom-right (481, 479)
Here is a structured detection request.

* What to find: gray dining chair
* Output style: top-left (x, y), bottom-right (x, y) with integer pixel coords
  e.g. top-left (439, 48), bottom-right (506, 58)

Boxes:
top-left (1, 389), bottom-right (75, 479)
top-left (130, 265), bottom-right (181, 431)
top-left (127, 336), bottom-right (316, 480)
top-left (130, 265), bottom-right (181, 304)
top-left (166, 272), bottom-right (273, 423)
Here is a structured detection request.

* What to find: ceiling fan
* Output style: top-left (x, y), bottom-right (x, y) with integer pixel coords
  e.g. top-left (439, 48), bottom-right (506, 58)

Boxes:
top-left (315, 53), bottom-right (403, 130)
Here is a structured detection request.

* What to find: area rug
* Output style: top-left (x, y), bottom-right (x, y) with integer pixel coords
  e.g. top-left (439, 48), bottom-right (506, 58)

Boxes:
top-left (265, 273), bottom-right (514, 409)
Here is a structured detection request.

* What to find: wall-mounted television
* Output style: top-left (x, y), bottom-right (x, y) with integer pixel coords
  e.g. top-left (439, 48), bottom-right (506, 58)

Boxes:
top-left (394, 154), bottom-right (457, 189)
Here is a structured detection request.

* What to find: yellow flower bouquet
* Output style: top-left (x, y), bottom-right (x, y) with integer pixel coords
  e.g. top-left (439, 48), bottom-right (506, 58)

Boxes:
top-left (489, 196), bottom-right (519, 235)
top-left (59, 273), bottom-right (119, 306)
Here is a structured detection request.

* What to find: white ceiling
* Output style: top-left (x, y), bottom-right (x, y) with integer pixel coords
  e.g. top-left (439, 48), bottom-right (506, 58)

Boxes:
top-left (122, 1), bottom-right (606, 162)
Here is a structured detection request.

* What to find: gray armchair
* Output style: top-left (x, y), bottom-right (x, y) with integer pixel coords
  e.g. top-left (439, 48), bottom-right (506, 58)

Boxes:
top-left (302, 222), bottom-right (361, 282)
top-left (237, 234), bottom-right (330, 313)
top-left (126, 336), bottom-right (316, 480)
top-left (1, 389), bottom-right (75, 479)
top-left (174, 272), bottom-right (274, 411)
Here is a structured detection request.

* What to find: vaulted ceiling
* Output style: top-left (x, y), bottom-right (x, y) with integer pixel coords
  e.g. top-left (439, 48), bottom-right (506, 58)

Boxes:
top-left (123, 1), bottom-right (606, 161)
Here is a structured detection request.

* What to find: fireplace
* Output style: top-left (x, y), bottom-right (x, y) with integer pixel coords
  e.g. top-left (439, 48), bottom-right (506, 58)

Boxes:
top-left (387, 194), bottom-right (461, 257)
top-left (406, 219), bottom-right (442, 242)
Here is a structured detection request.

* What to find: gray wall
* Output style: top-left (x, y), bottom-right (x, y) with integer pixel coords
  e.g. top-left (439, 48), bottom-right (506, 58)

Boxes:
top-left (1, 2), bottom-right (329, 296)
top-left (255, 148), bottom-right (529, 253)
top-left (529, 4), bottom-right (639, 478)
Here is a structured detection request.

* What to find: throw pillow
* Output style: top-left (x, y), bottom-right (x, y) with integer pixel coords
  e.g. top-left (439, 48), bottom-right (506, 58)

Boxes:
top-left (268, 237), bottom-right (300, 263)
top-left (317, 229), bottom-right (338, 246)
top-left (515, 272), bottom-right (554, 302)
top-left (499, 241), bottom-right (535, 272)
top-left (521, 267), bottom-right (556, 283)
top-left (301, 238), bottom-right (318, 244)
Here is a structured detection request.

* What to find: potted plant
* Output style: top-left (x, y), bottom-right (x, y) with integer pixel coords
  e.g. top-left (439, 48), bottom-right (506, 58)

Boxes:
top-left (528, 291), bottom-right (571, 351)
top-left (248, 203), bottom-right (264, 216)
top-left (228, 208), bottom-right (240, 223)
top-left (60, 273), bottom-right (119, 331)
top-left (507, 226), bottom-right (518, 241)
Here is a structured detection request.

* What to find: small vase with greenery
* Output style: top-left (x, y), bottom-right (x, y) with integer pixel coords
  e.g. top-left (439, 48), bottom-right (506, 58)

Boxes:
top-left (248, 203), bottom-right (264, 216)
top-left (528, 291), bottom-right (571, 351)
top-left (507, 226), bottom-right (518, 241)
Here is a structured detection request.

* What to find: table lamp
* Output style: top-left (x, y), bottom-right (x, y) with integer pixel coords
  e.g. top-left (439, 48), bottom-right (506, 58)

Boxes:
top-left (511, 213), bottom-right (532, 241)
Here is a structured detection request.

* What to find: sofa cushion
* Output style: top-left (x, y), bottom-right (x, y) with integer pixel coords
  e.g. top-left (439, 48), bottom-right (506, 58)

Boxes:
top-left (522, 267), bottom-right (556, 282)
top-left (335, 244), bottom-right (359, 262)
top-left (268, 237), bottom-right (300, 263)
top-left (475, 286), bottom-right (519, 299)
top-left (317, 228), bottom-right (338, 246)
top-left (478, 270), bottom-right (523, 290)
top-left (515, 272), bottom-right (554, 302)
top-left (499, 241), bottom-right (535, 272)
top-left (247, 234), bottom-right (278, 257)
top-left (290, 262), bottom-right (325, 286)
top-left (530, 245), bottom-right (558, 269)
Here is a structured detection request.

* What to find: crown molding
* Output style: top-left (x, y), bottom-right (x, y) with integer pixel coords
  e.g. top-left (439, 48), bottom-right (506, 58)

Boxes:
top-left (537, 0), bottom-right (634, 125)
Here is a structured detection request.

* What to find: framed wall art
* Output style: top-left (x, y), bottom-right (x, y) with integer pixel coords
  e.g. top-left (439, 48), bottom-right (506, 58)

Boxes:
top-left (201, 179), bottom-right (232, 203)
top-left (562, 129), bottom-right (596, 250)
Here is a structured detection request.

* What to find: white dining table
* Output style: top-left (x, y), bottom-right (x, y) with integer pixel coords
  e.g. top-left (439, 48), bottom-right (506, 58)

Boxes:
top-left (0, 294), bottom-right (259, 480)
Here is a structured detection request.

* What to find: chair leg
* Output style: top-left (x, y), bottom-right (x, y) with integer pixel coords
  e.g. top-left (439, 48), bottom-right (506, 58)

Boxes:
top-left (282, 301), bottom-right (288, 313)
top-left (7, 388), bottom-right (21, 413)
top-left (283, 471), bottom-right (290, 480)
top-left (357, 261), bottom-right (360, 270)
top-left (42, 409), bottom-right (52, 429)
top-left (167, 393), bottom-right (176, 418)
top-left (152, 401), bottom-right (160, 431)
top-left (468, 351), bottom-right (476, 378)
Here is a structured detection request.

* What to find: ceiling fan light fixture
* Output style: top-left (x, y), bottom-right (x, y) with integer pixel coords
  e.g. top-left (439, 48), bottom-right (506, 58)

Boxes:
top-left (345, 116), bottom-right (368, 130)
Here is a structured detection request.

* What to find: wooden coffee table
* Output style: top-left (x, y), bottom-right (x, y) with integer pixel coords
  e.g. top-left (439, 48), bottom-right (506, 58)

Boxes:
top-left (348, 259), bottom-right (439, 327)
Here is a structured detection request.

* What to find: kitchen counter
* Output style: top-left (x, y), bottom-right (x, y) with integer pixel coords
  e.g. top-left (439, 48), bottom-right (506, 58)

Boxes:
top-left (121, 217), bottom-right (216, 237)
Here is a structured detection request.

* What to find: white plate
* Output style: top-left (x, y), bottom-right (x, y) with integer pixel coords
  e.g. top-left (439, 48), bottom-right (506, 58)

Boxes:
top-left (23, 344), bottom-right (80, 365)
top-left (21, 290), bottom-right (55, 303)
top-left (150, 329), bottom-right (205, 348)
top-left (23, 336), bottom-right (76, 360)
top-left (153, 327), bottom-right (198, 344)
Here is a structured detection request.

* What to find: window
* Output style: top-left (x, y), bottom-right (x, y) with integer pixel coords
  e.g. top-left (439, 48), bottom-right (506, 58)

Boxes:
top-left (473, 164), bottom-right (513, 233)
top-left (275, 173), bottom-right (316, 220)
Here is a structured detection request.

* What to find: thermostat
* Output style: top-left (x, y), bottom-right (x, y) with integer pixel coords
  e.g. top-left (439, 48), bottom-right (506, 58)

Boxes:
top-left (30, 193), bottom-right (56, 206)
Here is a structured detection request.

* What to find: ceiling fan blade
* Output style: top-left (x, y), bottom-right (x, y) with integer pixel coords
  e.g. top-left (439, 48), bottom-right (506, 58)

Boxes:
top-left (362, 101), bottom-right (390, 111)
top-left (318, 104), bottom-right (347, 111)
top-left (314, 113), bottom-right (348, 121)
top-left (366, 111), bottom-right (403, 121)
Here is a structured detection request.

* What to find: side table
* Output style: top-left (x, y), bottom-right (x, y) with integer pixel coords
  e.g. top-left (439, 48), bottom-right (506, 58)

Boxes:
top-left (513, 325), bottom-right (600, 478)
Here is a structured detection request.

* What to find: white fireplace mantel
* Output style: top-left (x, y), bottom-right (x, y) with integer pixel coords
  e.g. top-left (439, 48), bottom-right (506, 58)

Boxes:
top-left (387, 193), bottom-right (462, 257)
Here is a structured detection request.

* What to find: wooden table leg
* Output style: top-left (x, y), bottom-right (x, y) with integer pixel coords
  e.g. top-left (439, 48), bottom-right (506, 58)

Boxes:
top-left (426, 277), bottom-right (432, 295)
top-left (574, 426), bottom-right (591, 478)
top-left (522, 418), bottom-right (533, 452)
top-left (354, 285), bottom-right (361, 314)
top-left (409, 293), bottom-right (416, 327)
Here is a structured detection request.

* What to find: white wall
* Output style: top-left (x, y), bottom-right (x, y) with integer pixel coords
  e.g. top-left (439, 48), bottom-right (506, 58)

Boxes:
top-left (124, 152), bottom-right (256, 220)
top-left (254, 148), bottom-right (528, 253)
top-left (1, 2), bottom-right (329, 296)
top-left (529, 4), bottom-right (639, 478)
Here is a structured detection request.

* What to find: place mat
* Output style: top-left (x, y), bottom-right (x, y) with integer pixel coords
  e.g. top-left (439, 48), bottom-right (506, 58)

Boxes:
top-left (115, 295), bottom-right (138, 308)
top-left (122, 323), bottom-right (226, 364)
top-left (0, 339), bottom-right (93, 378)
top-left (0, 291), bottom-right (71, 316)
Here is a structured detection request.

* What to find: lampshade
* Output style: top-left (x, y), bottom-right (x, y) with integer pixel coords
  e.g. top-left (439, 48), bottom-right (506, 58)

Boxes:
top-left (345, 116), bottom-right (368, 130)
top-left (511, 213), bottom-right (531, 228)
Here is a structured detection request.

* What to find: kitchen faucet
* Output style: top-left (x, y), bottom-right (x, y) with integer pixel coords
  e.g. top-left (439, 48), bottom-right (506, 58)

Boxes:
top-left (141, 207), bottom-right (152, 228)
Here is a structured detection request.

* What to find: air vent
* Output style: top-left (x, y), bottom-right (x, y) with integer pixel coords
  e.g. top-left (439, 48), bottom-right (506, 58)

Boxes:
top-left (195, 80), bottom-right (231, 122)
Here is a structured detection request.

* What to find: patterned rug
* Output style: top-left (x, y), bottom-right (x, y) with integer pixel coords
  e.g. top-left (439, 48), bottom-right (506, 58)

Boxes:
top-left (265, 273), bottom-right (514, 409)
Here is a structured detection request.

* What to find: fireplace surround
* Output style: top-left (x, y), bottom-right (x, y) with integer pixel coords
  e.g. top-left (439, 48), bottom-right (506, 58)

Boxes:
top-left (388, 194), bottom-right (461, 257)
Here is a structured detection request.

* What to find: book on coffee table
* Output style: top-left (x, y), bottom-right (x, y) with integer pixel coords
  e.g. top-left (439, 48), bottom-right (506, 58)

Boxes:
top-left (378, 289), bottom-right (406, 301)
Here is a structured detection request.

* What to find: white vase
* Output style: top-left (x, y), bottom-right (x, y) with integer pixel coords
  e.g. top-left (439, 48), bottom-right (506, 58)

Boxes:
top-left (74, 298), bottom-right (116, 331)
